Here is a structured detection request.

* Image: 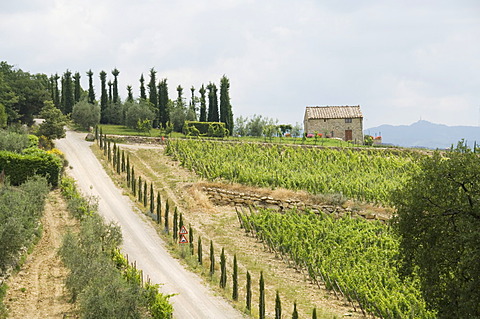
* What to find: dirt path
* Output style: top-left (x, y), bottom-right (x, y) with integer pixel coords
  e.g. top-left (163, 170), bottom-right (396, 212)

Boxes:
top-left (4, 190), bottom-right (77, 319)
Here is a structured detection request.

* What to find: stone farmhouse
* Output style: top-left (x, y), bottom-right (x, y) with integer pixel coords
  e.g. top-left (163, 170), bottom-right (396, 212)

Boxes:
top-left (303, 105), bottom-right (364, 143)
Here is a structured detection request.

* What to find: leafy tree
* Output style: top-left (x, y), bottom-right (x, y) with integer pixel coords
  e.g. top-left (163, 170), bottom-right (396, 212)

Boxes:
top-left (38, 100), bottom-right (67, 140)
top-left (207, 82), bottom-right (219, 122)
top-left (139, 74), bottom-right (146, 100)
top-left (199, 84), bottom-right (207, 122)
top-left (99, 71), bottom-right (108, 123)
top-left (259, 271), bottom-right (265, 319)
top-left (393, 142), bottom-right (480, 318)
top-left (275, 290), bottom-right (281, 319)
top-left (158, 79), bottom-right (169, 128)
top-left (124, 100), bottom-right (155, 129)
top-left (87, 69), bottom-right (95, 104)
top-left (73, 72), bottom-right (81, 103)
top-left (0, 61), bottom-right (49, 125)
top-left (219, 75), bottom-right (233, 135)
top-left (112, 68), bottom-right (120, 104)
top-left (0, 103), bottom-right (6, 128)
top-left (72, 100), bottom-right (101, 130)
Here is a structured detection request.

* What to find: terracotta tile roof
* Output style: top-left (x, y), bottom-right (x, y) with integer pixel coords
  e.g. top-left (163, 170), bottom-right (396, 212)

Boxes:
top-left (305, 105), bottom-right (363, 119)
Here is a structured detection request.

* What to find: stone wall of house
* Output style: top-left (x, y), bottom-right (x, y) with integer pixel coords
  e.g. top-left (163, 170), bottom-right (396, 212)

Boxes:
top-left (305, 118), bottom-right (363, 143)
top-left (202, 186), bottom-right (388, 222)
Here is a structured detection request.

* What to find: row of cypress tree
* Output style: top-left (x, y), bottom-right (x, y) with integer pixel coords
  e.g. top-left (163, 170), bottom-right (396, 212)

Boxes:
top-left (97, 132), bottom-right (319, 318)
top-left (50, 68), bottom-right (233, 134)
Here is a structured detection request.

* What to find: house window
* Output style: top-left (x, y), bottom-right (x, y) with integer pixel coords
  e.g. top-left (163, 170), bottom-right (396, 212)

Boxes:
top-left (345, 118), bottom-right (352, 123)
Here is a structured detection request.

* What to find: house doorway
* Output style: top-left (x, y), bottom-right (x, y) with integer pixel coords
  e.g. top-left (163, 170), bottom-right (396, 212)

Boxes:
top-left (345, 130), bottom-right (352, 141)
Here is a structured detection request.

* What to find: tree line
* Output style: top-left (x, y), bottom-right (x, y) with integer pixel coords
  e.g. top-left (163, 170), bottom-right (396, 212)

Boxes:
top-left (48, 67), bottom-right (234, 134)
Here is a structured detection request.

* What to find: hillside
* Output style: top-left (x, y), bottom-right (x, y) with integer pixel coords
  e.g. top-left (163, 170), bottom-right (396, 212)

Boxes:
top-left (365, 120), bottom-right (480, 149)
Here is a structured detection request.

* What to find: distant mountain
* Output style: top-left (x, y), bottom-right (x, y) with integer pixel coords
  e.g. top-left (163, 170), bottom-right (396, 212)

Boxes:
top-left (365, 120), bottom-right (480, 149)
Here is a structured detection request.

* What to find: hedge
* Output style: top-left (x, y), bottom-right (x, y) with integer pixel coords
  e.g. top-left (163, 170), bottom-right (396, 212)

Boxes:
top-left (184, 121), bottom-right (228, 137)
top-left (0, 150), bottom-right (62, 187)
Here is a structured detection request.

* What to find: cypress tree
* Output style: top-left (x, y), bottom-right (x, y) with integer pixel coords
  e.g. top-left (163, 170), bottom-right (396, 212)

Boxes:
top-left (219, 75), bottom-right (233, 135)
top-left (62, 70), bottom-right (74, 114)
top-left (126, 85), bottom-right (134, 102)
top-left (121, 150), bottom-right (125, 172)
top-left (187, 86), bottom-right (196, 121)
top-left (207, 82), bottom-right (219, 122)
top-left (220, 248), bottom-right (226, 289)
top-left (246, 271), bottom-right (252, 312)
top-left (164, 200), bottom-right (169, 233)
top-left (73, 72), bottom-right (81, 103)
top-left (150, 183), bottom-right (154, 213)
top-left (107, 140), bottom-right (111, 161)
top-left (209, 240), bottom-right (215, 276)
top-left (116, 148), bottom-right (121, 174)
top-left (197, 236), bottom-right (203, 264)
top-left (131, 167), bottom-right (135, 194)
top-left (259, 271), bottom-right (265, 319)
top-left (112, 68), bottom-right (120, 104)
top-left (143, 181), bottom-right (148, 207)
top-left (139, 74), bottom-right (146, 100)
top-left (189, 226), bottom-right (194, 254)
top-left (126, 156), bottom-right (131, 184)
top-left (199, 84), bottom-right (207, 122)
top-left (292, 301), bottom-right (298, 319)
top-left (232, 254), bottom-right (238, 301)
top-left (108, 80), bottom-right (113, 104)
top-left (275, 290), bottom-right (282, 319)
top-left (99, 71), bottom-right (108, 123)
top-left (156, 191), bottom-right (161, 224)
top-left (95, 125), bottom-right (99, 141)
top-left (179, 213), bottom-right (183, 232)
top-left (312, 307), bottom-right (317, 319)
top-left (173, 207), bottom-right (178, 241)
top-left (87, 69), bottom-right (95, 104)
top-left (158, 78), bottom-right (169, 128)
top-left (148, 68), bottom-right (158, 107)
top-left (138, 176), bottom-right (142, 202)
top-left (53, 73), bottom-right (60, 109)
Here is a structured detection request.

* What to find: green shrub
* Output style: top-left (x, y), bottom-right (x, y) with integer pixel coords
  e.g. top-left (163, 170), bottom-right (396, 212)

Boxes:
top-left (184, 121), bottom-right (227, 137)
top-left (0, 149), bottom-right (62, 187)
top-left (0, 177), bottom-right (49, 272)
top-left (0, 131), bottom-right (30, 153)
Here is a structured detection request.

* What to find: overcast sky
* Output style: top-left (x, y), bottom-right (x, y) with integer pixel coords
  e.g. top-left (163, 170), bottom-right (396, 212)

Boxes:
top-left (1, 0), bottom-right (479, 128)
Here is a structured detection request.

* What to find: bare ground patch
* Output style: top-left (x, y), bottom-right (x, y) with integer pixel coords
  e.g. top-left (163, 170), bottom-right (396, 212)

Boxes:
top-left (4, 190), bottom-right (78, 319)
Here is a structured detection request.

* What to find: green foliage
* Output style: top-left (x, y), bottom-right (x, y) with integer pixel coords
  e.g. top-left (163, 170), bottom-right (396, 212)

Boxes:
top-left (0, 177), bottom-right (49, 272)
top-left (60, 177), bottom-right (98, 218)
top-left (197, 236), bottom-right (203, 265)
top-left (246, 271), bottom-right (252, 312)
top-left (0, 103), bottom-right (6, 128)
top-left (0, 148), bottom-right (62, 187)
top-left (232, 254), bottom-right (238, 301)
top-left (124, 100), bottom-right (155, 129)
top-left (0, 130), bottom-right (30, 152)
top-left (292, 301), bottom-right (298, 319)
top-left (60, 178), bottom-right (173, 318)
top-left (209, 240), bottom-right (215, 276)
top-left (37, 100), bottom-right (67, 140)
top-left (219, 247), bottom-right (227, 289)
top-left (166, 139), bottom-right (420, 204)
top-left (259, 271), bottom-right (265, 319)
top-left (239, 208), bottom-right (434, 318)
top-left (184, 121), bottom-right (227, 137)
top-left (72, 99), bottom-right (101, 130)
top-left (393, 144), bottom-right (480, 318)
top-left (275, 290), bottom-right (281, 319)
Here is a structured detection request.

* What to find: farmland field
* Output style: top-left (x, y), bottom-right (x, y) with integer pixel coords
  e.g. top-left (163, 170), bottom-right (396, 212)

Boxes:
top-left (166, 139), bottom-right (422, 204)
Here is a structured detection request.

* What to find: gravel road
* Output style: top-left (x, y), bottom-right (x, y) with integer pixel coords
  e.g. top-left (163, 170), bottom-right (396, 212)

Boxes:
top-left (56, 130), bottom-right (244, 319)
